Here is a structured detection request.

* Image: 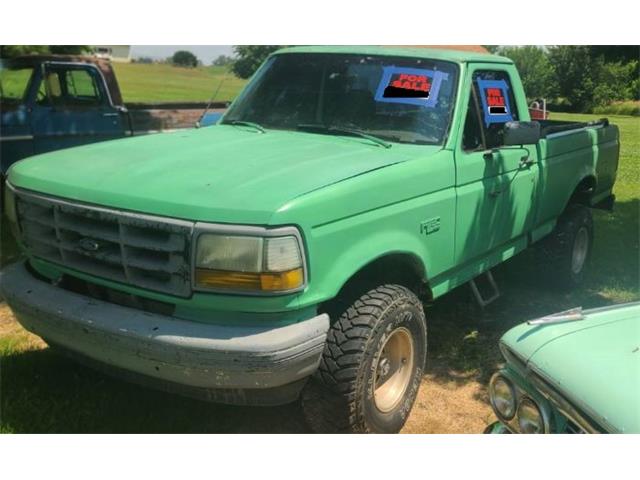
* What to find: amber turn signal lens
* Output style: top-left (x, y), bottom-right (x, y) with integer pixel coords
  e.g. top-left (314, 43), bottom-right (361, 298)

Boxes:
top-left (195, 268), bottom-right (304, 292)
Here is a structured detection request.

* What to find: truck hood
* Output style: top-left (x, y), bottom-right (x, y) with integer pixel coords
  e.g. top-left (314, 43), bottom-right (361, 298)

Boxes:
top-left (502, 303), bottom-right (640, 433)
top-left (8, 125), bottom-right (426, 224)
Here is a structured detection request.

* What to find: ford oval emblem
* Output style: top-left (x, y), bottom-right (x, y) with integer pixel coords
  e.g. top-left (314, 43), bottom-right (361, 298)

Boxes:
top-left (78, 238), bottom-right (101, 252)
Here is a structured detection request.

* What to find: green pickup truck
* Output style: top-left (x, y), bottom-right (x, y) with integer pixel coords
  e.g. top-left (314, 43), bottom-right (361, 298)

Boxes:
top-left (1, 46), bottom-right (620, 433)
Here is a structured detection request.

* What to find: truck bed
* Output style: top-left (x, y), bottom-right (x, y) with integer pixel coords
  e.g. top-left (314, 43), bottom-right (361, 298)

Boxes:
top-left (535, 117), bottom-right (619, 224)
top-left (126, 101), bottom-right (227, 132)
top-left (539, 118), bottom-right (610, 137)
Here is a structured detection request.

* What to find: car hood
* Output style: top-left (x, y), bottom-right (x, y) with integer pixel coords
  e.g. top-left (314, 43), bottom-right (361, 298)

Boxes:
top-left (502, 303), bottom-right (640, 433)
top-left (8, 125), bottom-right (428, 224)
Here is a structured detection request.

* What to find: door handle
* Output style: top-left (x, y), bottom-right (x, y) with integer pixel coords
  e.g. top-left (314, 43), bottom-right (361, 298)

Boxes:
top-left (519, 155), bottom-right (534, 168)
top-left (103, 113), bottom-right (120, 117)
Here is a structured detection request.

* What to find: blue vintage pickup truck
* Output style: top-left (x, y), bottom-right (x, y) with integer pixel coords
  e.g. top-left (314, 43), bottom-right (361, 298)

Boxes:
top-left (0, 55), bottom-right (225, 175)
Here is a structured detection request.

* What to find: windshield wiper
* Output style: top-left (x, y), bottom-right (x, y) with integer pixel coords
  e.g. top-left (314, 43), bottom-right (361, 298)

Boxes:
top-left (224, 120), bottom-right (266, 133)
top-left (297, 124), bottom-right (392, 149)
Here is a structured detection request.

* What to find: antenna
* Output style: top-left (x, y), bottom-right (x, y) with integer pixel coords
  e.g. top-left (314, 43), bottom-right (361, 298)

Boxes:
top-left (196, 69), bottom-right (229, 128)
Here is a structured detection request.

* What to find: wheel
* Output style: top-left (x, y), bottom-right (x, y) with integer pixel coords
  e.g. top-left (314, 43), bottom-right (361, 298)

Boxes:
top-left (302, 284), bottom-right (427, 433)
top-left (537, 204), bottom-right (594, 288)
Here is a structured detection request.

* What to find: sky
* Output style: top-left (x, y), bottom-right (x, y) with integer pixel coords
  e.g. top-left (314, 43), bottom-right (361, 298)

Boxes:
top-left (131, 45), bottom-right (234, 64)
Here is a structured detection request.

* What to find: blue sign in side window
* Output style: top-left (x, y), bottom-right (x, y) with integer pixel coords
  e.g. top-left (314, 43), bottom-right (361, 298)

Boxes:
top-left (374, 67), bottom-right (448, 108)
top-left (476, 78), bottom-right (514, 126)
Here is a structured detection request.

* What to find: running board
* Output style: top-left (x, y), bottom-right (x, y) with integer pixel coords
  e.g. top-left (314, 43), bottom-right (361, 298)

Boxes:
top-left (469, 270), bottom-right (500, 308)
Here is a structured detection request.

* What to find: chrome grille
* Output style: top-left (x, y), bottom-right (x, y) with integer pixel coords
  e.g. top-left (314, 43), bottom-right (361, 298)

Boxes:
top-left (15, 189), bottom-right (194, 298)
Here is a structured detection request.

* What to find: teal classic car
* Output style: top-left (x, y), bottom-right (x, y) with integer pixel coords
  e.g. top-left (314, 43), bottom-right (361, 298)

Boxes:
top-left (486, 302), bottom-right (640, 434)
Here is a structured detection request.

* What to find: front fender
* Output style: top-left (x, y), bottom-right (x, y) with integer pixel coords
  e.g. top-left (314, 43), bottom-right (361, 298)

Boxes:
top-left (302, 226), bottom-right (431, 306)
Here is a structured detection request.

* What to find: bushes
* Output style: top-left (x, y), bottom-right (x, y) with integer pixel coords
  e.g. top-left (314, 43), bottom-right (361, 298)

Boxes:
top-left (593, 101), bottom-right (640, 117)
top-left (231, 46), bottom-right (283, 79)
top-left (499, 45), bottom-right (639, 113)
top-left (592, 60), bottom-right (638, 108)
top-left (499, 46), bottom-right (557, 100)
top-left (171, 50), bottom-right (199, 68)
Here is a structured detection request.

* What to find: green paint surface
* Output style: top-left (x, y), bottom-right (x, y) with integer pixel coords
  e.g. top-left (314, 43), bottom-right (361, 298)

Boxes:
top-left (502, 303), bottom-right (640, 433)
top-left (6, 46), bottom-right (621, 318)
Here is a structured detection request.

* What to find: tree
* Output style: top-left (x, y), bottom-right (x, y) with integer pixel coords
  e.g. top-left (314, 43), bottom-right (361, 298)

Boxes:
top-left (212, 55), bottom-right (234, 67)
top-left (549, 45), bottom-right (638, 111)
top-left (592, 60), bottom-right (639, 106)
top-left (483, 45), bottom-right (501, 54)
top-left (49, 45), bottom-right (91, 55)
top-left (171, 50), bottom-right (199, 68)
top-left (498, 46), bottom-right (557, 100)
top-left (0, 45), bottom-right (89, 58)
top-left (548, 46), bottom-right (599, 111)
top-left (589, 46), bottom-right (640, 64)
top-left (231, 45), bottom-right (282, 79)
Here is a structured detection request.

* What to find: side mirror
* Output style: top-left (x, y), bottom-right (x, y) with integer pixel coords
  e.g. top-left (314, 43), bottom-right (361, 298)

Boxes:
top-left (503, 121), bottom-right (541, 146)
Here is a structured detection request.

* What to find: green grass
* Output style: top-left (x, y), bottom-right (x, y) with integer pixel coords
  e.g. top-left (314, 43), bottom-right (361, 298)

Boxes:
top-left (0, 113), bottom-right (638, 433)
top-left (593, 100), bottom-right (640, 117)
top-left (113, 63), bottom-right (247, 103)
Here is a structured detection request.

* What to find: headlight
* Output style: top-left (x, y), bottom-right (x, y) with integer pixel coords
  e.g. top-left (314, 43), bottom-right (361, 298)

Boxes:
top-left (517, 397), bottom-right (545, 434)
top-left (489, 374), bottom-right (517, 420)
top-left (194, 229), bottom-right (305, 294)
top-left (3, 182), bottom-right (17, 224)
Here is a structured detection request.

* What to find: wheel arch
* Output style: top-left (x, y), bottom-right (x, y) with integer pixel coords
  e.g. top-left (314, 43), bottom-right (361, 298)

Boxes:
top-left (566, 174), bottom-right (597, 209)
top-left (318, 251), bottom-right (432, 318)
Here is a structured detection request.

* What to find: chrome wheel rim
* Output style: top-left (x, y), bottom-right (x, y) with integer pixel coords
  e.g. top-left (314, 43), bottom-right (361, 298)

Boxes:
top-left (374, 327), bottom-right (414, 413)
top-left (571, 227), bottom-right (589, 274)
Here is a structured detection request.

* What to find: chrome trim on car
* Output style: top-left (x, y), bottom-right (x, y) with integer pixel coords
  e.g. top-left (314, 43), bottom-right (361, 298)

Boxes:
top-left (528, 369), bottom-right (603, 434)
top-left (499, 342), bottom-right (601, 434)
top-left (0, 135), bottom-right (34, 142)
top-left (488, 368), bottom-right (552, 433)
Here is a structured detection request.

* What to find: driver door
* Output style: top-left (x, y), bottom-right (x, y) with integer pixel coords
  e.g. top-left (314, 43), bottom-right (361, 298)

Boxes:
top-left (453, 65), bottom-right (539, 264)
top-left (31, 62), bottom-right (125, 154)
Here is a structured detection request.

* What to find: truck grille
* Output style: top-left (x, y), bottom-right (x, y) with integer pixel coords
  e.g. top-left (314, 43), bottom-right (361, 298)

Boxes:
top-left (14, 189), bottom-right (194, 298)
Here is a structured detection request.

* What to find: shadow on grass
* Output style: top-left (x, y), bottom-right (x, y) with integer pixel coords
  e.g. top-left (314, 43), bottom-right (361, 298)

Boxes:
top-left (0, 345), bottom-right (309, 433)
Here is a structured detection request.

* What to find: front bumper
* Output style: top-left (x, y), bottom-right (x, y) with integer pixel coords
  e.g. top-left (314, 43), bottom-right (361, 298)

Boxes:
top-left (0, 261), bottom-right (330, 405)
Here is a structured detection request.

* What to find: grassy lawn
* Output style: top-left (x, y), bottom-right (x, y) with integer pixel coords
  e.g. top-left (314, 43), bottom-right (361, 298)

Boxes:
top-left (0, 113), bottom-right (638, 433)
top-left (113, 63), bottom-right (247, 103)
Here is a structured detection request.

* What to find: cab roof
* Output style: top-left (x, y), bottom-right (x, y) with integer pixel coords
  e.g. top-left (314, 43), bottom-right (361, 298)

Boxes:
top-left (275, 45), bottom-right (513, 64)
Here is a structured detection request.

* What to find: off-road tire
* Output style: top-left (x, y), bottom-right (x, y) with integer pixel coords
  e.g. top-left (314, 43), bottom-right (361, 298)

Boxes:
top-left (537, 204), bottom-right (593, 289)
top-left (302, 284), bottom-right (427, 433)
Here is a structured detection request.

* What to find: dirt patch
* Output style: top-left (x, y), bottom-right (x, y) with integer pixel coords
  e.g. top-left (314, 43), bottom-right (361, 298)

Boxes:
top-left (402, 364), bottom-right (494, 433)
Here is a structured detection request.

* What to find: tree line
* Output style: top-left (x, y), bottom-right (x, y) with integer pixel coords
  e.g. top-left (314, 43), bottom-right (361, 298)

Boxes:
top-left (491, 45), bottom-right (639, 112)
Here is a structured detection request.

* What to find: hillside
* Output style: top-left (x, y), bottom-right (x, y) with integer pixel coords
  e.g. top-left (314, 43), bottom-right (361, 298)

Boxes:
top-left (112, 63), bottom-right (247, 103)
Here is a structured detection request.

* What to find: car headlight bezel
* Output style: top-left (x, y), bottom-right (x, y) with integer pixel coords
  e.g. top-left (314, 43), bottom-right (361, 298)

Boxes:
top-left (192, 222), bottom-right (308, 296)
top-left (3, 180), bottom-right (18, 225)
top-left (517, 397), bottom-right (546, 434)
top-left (489, 373), bottom-right (517, 421)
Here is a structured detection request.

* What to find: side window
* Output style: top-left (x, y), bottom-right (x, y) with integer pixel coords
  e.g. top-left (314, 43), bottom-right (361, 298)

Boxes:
top-left (42, 71), bottom-right (63, 105)
top-left (462, 92), bottom-right (484, 151)
top-left (472, 70), bottom-right (519, 149)
top-left (63, 68), bottom-right (104, 106)
top-left (38, 66), bottom-right (105, 107)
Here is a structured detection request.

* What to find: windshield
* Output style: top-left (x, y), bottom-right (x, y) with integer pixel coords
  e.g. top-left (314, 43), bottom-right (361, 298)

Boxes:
top-left (223, 53), bottom-right (459, 145)
top-left (0, 62), bottom-right (34, 104)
